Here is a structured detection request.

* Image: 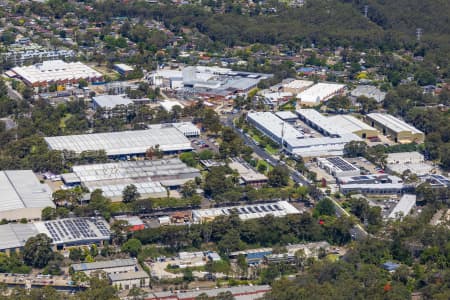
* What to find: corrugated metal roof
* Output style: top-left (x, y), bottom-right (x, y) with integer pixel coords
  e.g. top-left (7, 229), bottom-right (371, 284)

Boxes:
top-left (108, 270), bottom-right (149, 281)
top-left (367, 113), bottom-right (423, 134)
top-left (388, 194), bottom-right (416, 219)
top-left (72, 258), bottom-right (137, 272)
top-left (0, 170), bottom-right (54, 212)
top-left (45, 128), bottom-right (192, 156)
top-left (0, 223), bottom-right (38, 250)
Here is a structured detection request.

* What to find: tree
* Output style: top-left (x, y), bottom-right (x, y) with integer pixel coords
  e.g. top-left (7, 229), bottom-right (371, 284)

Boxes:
top-left (344, 141), bottom-right (367, 157)
top-left (123, 184), bottom-right (140, 203)
top-left (77, 276), bottom-right (119, 300)
top-left (325, 96), bottom-right (351, 111)
top-left (128, 287), bottom-right (146, 300)
top-left (146, 145), bottom-right (163, 160)
top-left (183, 268), bottom-right (194, 282)
top-left (69, 247), bottom-right (84, 262)
top-left (237, 254), bottom-right (248, 278)
top-left (121, 238), bottom-right (142, 257)
top-left (41, 207), bottom-right (57, 221)
top-left (267, 166), bottom-right (289, 187)
top-left (22, 86), bottom-right (34, 101)
top-left (181, 180), bottom-right (197, 198)
top-left (88, 189), bottom-right (112, 219)
top-left (216, 291), bottom-right (235, 300)
top-left (198, 149), bottom-right (214, 160)
top-left (90, 244), bottom-right (99, 257)
top-left (23, 234), bottom-right (54, 268)
top-left (314, 198), bottom-right (335, 216)
top-left (439, 143), bottom-right (450, 170)
top-left (257, 163), bottom-right (267, 173)
top-left (180, 152), bottom-right (197, 167)
top-left (204, 166), bottom-right (234, 197)
top-left (356, 96), bottom-right (378, 114)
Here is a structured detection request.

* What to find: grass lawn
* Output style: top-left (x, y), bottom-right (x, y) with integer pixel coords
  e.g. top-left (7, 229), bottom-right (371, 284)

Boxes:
top-left (257, 160), bottom-right (273, 174)
top-left (59, 113), bottom-right (72, 131)
top-left (326, 254), bottom-right (340, 262)
top-left (249, 131), bottom-right (263, 143)
top-left (265, 144), bottom-right (279, 155)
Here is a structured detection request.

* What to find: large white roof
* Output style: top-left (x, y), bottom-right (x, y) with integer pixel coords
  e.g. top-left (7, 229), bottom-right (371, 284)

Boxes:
top-left (45, 128), bottom-right (192, 156)
top-left (297, 109), bottom-right (340, 135)
top-left (297, 109), bottom-right (376, 135)
top-left (388, 194), bottom-right (416, 219)
top-left (192, 201), bottom-right (299, 222)
top-left (159, 100), bottom-right (184, 111)
top-left (92, 95), bottom-right (133, 109)
top-left (367, 113), bottom-right (423, 134)
top-left (275, 110), bottom-right (298, 120)
top-left (0, 217), bottom-right (110, 251)
top-left (386, 152), bottom-right (424, 164)
top-left (71, 158), bottom-right (199, 195)
top-left (296, 83), bottom-right (345, 103)
top-left (12, 60), bottom-right (102, 84)
top-left (0, 223), bottom-right (39, 250)
top-left (351, 85), bottom-right (386, 102)
top-left (328, 115), bottom-right (377, 133)
top-left (85, 181), bottom-right (166, 198)
top-left (0, 170), bottom-right (54, 212)
top-left (283, 79), bottom-right (314, 90)
top-left (72, 158), bottom-right (197, 183)
top-left (290, 134), bottom-right (360, 157)
top-left (247, 111), bottom-right (304, 140)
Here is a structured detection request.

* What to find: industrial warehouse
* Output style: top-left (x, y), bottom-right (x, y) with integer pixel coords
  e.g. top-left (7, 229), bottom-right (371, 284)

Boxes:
top-left (282, 79), bottom-right (314, 94)
top-left (386, 152), bottom-right (434, 175)
top-left (388, 194), bottom-right (417, 220)
top-left (192, 201), bottom-right (300, 223)
top-left (246, 111), bottom-right (361, 157)
top-left (150, 65), bottom-right (273, 98)
top-left (11, 60), bottom-right (103, 87)
top-left (296, 109), bottom-right (379, 138)
top-left (0, 217), bottom-right (110, 254)
top-left (296, 82), bottom-right (346, 105)
top-left (71, 258), bottom-right (138, 275)
top-left (147, 122), bottom-right (200, 138)
top-left (337, 174), bottom-right (409, 195)
top-left (44, 127), bottom-right (193, 158)
top-left (0, 170), bottom-right (55, 221)
top-left (62, 158), bottom-right (200, 201)
top-left (317, 156), bottom-right (361, 178)
top-left (366, 113), bottom-right (424, 143)
top-left (229, 157), bottom-right (268, 187)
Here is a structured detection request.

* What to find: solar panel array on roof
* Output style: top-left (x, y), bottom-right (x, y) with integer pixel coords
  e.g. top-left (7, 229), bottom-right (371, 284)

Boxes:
top-left (37, 217), bottom-right (110, 245)
top-left (326, 157), bottom-right (357, 171)
top-left (352, 175), bottom-right (370, 180)
top-left (192, 201), bottom-right (300, 222)
top-left (428, 174), bottom-right (450, 186)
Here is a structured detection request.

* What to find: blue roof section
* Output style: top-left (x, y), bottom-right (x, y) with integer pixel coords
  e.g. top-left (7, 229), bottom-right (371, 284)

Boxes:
top-left (246, 251), bottom-right (272, 260)
top-left (382, 262), bottom-right (400, 271)
top-left (298, 67), bottom-right (314, 73)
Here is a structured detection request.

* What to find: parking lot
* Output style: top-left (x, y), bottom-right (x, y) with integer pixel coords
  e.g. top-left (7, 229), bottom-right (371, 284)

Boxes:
top-left (345, 157), bottom-right (381, 174)
top-left (0, 273), bottom-right (71, 288)
top-left (190, 137), bottom-right (219, 153)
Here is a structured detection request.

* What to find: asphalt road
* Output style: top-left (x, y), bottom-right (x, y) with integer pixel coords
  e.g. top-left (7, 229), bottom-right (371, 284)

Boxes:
top-left (5, 82), bottom-right (23, 101)
top-left (222, 114), bottom-right (310, 186)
